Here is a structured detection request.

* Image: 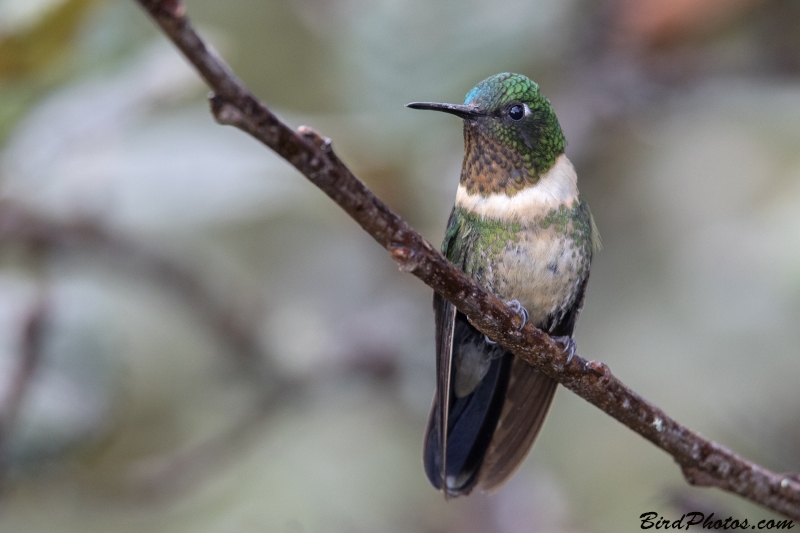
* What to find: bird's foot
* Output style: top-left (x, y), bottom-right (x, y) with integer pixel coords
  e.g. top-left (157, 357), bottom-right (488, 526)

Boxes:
top-left (506, 299), bottom-right (529, 329)
top-left (484, 300), bottom-right (529, 345)
top-left (552, 335), bottom-right (577, 365)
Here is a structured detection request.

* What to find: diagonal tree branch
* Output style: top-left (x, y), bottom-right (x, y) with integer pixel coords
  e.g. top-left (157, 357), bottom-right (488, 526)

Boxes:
top-left (134, 0), bottom-right (800, 519)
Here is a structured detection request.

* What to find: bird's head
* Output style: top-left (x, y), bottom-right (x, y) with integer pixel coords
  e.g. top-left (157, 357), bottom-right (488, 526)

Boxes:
top-left (408, 73), bottom-right (566, 189)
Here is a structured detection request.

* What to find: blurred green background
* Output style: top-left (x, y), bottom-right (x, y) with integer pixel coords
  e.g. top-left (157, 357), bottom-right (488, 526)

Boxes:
top-left (0, 0), bottom-right (799, 531)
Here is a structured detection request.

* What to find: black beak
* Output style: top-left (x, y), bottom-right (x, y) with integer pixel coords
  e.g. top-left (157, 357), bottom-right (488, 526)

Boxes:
top-left (406, 102), bottom-right (483, 119)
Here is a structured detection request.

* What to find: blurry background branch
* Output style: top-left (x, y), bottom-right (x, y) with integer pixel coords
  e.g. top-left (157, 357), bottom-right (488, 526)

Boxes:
top-left (134, 0), bottom-right (800, 520)
top-left (0, 197), bottom-right (403, 500)
top-left (0, 295), bottom-right (47, 487)
top-left (0, 199), bottom-right (285, 497)
top-left (0, 200), bottom-right (269, 376)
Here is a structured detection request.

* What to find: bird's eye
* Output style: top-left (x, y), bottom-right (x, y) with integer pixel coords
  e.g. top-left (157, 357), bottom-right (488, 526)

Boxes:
top-left (508, 104), bottom-right (524, 121)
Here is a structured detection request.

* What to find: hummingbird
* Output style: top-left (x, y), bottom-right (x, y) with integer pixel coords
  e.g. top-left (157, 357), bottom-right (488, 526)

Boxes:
top-left (407, 73), bottom-right (599, 497)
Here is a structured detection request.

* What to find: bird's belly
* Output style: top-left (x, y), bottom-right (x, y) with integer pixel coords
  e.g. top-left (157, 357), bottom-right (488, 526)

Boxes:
top-left (486, 231), bottom-right (584, 327)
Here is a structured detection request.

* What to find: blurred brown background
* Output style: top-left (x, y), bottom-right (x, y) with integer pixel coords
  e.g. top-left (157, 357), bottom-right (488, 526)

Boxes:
top-left (0, 0), bottom-right (799, 531)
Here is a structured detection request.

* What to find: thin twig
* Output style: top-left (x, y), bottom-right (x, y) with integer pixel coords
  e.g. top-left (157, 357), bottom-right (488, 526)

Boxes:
top-left (134, 0), bottom-right (800, 519)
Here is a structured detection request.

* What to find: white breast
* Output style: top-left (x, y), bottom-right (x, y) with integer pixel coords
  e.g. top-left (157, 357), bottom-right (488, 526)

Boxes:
top-left (455, 154), bottom-right (579, 221)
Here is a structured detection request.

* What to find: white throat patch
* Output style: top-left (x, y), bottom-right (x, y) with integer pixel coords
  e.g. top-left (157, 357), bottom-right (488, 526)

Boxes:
top-left (455, 154), bottom-right (579, 220)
